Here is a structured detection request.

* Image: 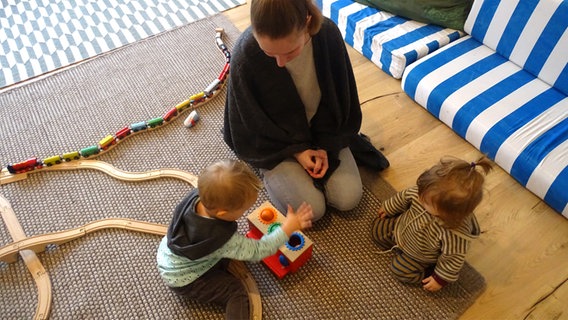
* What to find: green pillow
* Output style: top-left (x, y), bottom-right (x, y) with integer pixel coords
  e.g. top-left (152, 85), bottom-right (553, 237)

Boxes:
top-left (353, 0), bottom-right (473, 30)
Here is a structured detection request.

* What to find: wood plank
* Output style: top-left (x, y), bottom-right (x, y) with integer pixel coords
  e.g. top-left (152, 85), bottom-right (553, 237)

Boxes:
top-left (222, 5), bottom-right (568, 319)
top-left (360, 94), bottom-right (446, 173)
top-left (224, 2), bottom-right (250, 32)
top-left (524, 279), bottom-right (568, 320)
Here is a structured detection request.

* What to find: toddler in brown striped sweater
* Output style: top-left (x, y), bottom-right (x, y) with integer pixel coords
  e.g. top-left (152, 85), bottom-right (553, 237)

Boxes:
top-left (371, 156), bottom-right (492, 291)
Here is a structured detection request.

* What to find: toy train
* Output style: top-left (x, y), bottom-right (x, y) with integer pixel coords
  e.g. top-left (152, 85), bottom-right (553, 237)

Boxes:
top-left (5, 29), bottom-right (231, 175)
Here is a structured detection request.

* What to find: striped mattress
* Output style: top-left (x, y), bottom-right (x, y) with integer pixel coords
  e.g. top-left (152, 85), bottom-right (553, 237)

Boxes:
top-left (316, 0), bottom-right (463, 79)
top-left (402, 0), bottom-right (568, 217)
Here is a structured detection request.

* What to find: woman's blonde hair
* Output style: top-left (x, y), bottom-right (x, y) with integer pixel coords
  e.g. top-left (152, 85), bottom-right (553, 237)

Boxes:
top-left (250, 0), bottom-right (324, 38)
top-left (198, 159), bottom-right (262, 211)
top-left (417, 156), bottom-right (493, 228)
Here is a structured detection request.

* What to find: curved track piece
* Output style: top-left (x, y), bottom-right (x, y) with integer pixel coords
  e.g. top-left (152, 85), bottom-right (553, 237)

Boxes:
top-left (1, 158), bottom-right (199, 188)
top-left (228, 260), bottom-right (263, 320)
top-left (0, 218), bottom-right (167, 263)
top-left (0, 161), bottom-right (263, 320)
top-left (0, 195), bottom-right (51, 320)
top-left (42, 160), bottom-right (198, 186)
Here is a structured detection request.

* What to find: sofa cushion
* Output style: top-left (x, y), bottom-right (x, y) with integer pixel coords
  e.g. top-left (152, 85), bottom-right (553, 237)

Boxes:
top-left (402, 35), bottom-right (568, 218)
top-left (317, 0), bottom-right (463, 79)
top-left (353, 0), bottom-right (473, 31)
top-left (464, 0), bottom-right (568, 95)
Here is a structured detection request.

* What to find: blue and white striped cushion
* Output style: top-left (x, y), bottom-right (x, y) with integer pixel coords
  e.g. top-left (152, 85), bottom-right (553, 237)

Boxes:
top-left (316, 0), bottom-right (463, 79)
top-left (465, 0), bottom-right (568, 95)
top-left (402, 1), bottom-right (568, 218)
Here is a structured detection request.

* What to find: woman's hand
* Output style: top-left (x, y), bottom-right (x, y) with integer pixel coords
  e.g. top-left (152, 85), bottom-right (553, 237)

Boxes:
top-left (294, 149), bottom-right (329, 179)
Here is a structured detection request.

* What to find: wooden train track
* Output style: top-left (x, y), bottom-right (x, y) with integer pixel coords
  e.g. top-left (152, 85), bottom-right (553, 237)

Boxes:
top-left (1, 27), bottom-right (262, 320)
top-left (1, 159), bottom-right (198, 186)
top-left (0, 194), bottom-right (51, 320)
top-left (2, 28), bottom-right (231, 177)
top-left (0, 160), bottom-right (262, 320)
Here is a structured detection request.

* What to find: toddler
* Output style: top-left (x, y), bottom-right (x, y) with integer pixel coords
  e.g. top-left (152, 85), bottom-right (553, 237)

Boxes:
top-left (371, 156), bottom-right (492, 291)
top-left (157, 159), bottom-right (313, 319)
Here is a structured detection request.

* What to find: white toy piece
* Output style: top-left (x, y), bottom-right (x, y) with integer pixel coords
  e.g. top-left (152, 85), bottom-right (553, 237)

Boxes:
top-left (184, 110), bottom-right (200, 128)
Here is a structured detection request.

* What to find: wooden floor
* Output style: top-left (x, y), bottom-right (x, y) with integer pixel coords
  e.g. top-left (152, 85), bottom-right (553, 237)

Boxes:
top-left (224, 4), bottom-right (568, 320)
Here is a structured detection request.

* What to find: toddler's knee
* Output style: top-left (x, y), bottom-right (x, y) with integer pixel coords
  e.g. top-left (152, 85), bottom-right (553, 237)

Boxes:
top-left (390, 268), bottom-right (423, 284)
top-left (371, 218), bottom-right (392, 250)
top-left (390, 259), bottom-right (424, 285)
top-left (225, 282), bottom-right (250, 320)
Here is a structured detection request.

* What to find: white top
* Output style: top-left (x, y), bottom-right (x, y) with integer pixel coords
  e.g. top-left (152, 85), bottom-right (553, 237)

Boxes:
top-left (286, 38), bottom-right (321, 123)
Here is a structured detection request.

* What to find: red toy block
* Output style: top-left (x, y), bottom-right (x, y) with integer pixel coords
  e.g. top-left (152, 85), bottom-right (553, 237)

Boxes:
top-left (246, 202), bottom-right (313, 278)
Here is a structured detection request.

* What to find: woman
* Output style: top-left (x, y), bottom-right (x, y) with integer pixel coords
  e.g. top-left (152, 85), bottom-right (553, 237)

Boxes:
top-left (224, 0), bottom-right (377, 221)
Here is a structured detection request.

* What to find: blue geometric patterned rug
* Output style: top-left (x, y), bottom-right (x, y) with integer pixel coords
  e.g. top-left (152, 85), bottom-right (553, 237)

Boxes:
top-left (0, 0), bottom-right (245, 89)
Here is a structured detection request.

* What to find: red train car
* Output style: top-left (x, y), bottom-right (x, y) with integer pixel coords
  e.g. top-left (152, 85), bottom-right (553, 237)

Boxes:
top-left (7, 157), bottom-right (42, 174)
top-left (115, 126), bottom-right (131, 141)
top-left (162, 107), bottom-right (178, 122)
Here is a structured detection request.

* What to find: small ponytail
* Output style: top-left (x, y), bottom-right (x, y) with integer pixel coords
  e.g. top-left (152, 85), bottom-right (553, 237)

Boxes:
top-left (417, 155), bottom-right (493, 228)
top-left (470, 156), bottom-right (493, 176)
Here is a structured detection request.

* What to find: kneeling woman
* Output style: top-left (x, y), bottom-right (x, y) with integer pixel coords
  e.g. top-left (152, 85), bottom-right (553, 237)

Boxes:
top-left (224, 0), bottom-right (364, 221)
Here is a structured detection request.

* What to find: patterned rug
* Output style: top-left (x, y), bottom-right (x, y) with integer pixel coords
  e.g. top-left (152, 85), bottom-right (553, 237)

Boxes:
top-left (0, 0), bottom-right (245, 89)
top-left (0, 14), bottom-right (485, 319)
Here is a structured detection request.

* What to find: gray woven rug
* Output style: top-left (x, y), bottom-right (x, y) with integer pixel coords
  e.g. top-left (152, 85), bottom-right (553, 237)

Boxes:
top-left (0, 14), bottom-right (485, 319)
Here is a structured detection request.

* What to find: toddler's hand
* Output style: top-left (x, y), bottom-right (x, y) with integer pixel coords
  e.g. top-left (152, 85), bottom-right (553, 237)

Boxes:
top-left (292, 202), bottom-right (313, 230)
top-left (281, 202), bottom-right (313, 236)
top-left (422, 276), bottom-right (443, 292)
top-left (377, 207), bottom-right (387, 219)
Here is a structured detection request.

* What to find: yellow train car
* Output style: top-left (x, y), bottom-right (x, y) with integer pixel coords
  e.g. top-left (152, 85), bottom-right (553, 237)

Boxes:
top-left (98, 134), bottom-right (115, 150)
top-left (62, 151), bottom-right (81, 162)
top-left (42, 155), bottom-right (62, 167)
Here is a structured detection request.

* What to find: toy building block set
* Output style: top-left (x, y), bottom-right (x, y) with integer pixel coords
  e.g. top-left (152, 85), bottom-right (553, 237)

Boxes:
top-left (246, 201), bottom-right (314, 279)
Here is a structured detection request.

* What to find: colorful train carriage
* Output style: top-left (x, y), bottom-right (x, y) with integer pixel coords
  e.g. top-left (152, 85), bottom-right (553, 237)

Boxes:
top-left (7, 157), bottom-right (42, 174)
top-left (129, 121), bottom-right (147, 133)
top-left (162, 108), bottom-right (178, 122)
top-left (189, 92), bottom-right (205, 105)
top-left (42, 155), bottom-right (62, 167)
top-left (115, 126), bottom-right (131, 141)
top-left (218, 63), bottom-right (230, 82)
top-left (98, 135), bottom-right (115, 150)
top-left (80, 145), bottom-right (100, 158)
top-left (147, 117), bottom-right (164, 128)
top-left (175, 100), bottom-right (191, 113)
top-left (204, 79), bottom-right (221, 97)
top-left (62, 151), bottom-right (81, 162)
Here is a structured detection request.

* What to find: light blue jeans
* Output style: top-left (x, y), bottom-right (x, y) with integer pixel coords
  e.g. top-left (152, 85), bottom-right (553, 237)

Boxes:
top-left (261, 147), bottom-right (362, 221)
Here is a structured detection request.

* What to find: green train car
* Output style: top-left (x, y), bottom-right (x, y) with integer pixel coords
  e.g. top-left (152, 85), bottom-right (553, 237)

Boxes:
top-left (147, 117), bottom-right (164, 128)
top-left (80, 145), bottom-right (100, 158)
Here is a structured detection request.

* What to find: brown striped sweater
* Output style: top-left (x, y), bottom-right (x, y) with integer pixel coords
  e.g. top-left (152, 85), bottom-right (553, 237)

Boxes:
top-left (382, 186), bottom-right (480, 283)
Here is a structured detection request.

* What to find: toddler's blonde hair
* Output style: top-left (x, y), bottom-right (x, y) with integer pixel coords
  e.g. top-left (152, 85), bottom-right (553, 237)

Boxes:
top-left (198, 159), bottom-right (261, 211)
